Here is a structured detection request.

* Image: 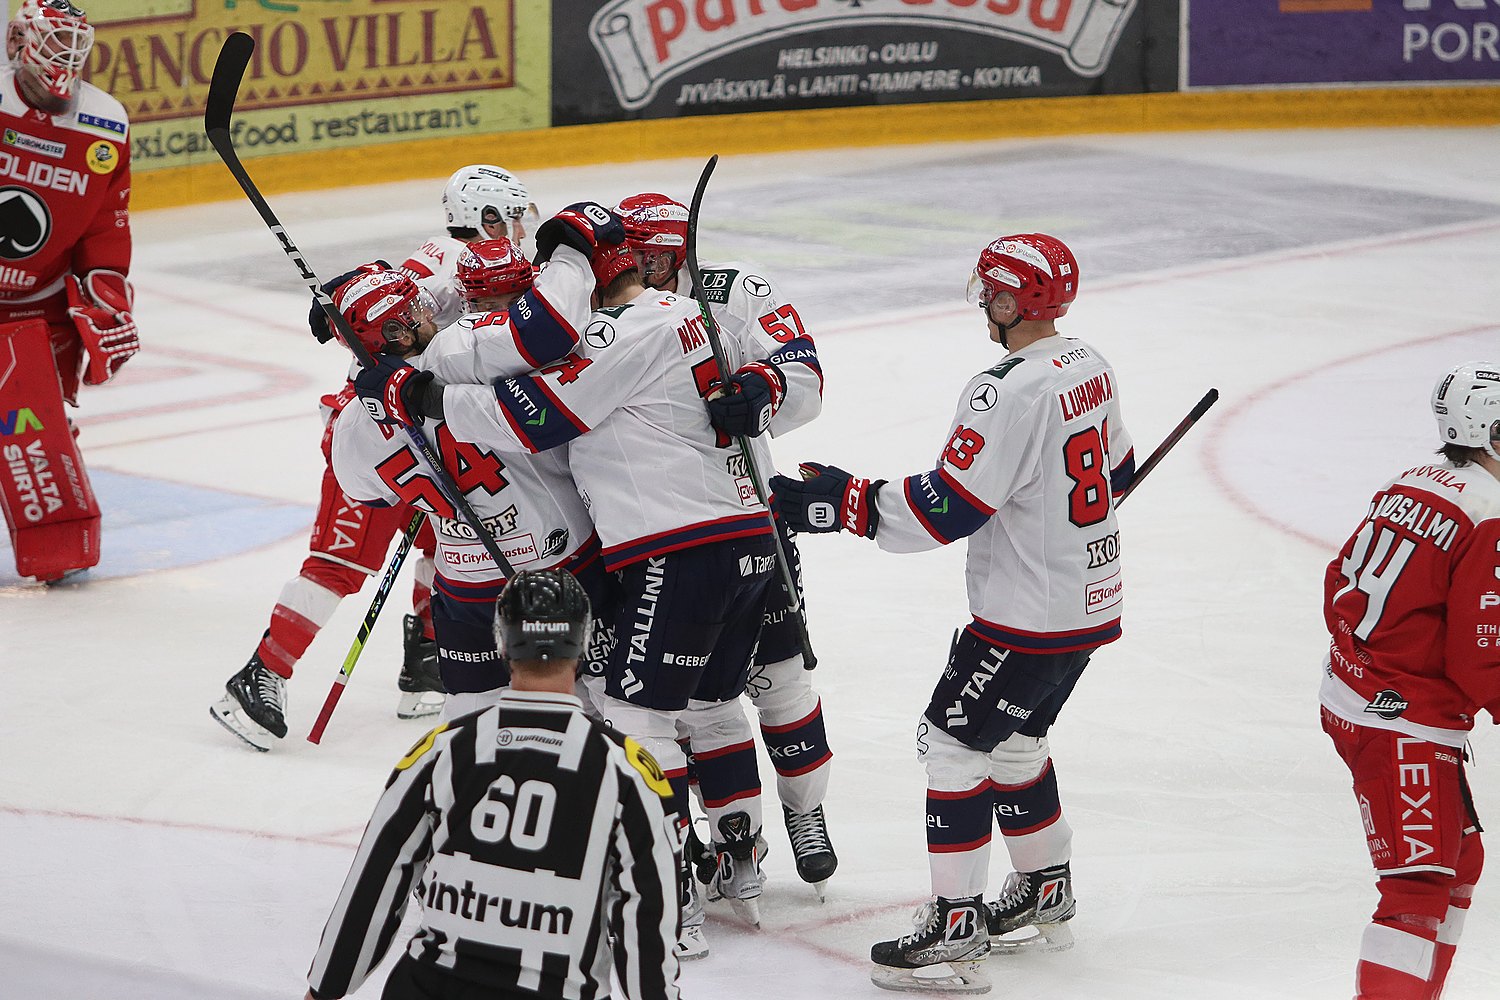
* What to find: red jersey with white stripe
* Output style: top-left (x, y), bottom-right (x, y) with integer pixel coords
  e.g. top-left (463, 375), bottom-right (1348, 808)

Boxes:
top-left (1320, 461), bottom-right (1500, 747)
top-left (442, 288), bottom-right (773, 571)
top-left (400, 234), bottom-right (467, 329)
top-left (874, 336), bottom-right (1134, 654)
top-left (0, 66), bottom-right (130, 304)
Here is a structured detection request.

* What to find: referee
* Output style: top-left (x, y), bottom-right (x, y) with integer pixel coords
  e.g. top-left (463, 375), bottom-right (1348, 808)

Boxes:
top-left (306, 569), bottom-right (682, 1000)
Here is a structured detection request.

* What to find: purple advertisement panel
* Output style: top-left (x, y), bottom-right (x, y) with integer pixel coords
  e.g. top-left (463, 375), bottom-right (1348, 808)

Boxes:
top-left (1187, 0), bottom-right (1500, 87)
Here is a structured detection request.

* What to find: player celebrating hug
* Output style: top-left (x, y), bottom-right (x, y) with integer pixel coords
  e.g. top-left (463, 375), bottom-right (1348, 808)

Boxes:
top-left (1321, 362), bottom-right (1500, 1000)
top-left (772, 234), bottom-right (1135, 992)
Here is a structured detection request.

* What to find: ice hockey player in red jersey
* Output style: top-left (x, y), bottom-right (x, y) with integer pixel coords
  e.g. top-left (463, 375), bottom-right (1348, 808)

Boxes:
top-left (773, 234), bottom-right (1135, 992)
top-left (0, 0), bottom-right (136, 583)
top-left (1321, 361), bottom-right (1500, 1000)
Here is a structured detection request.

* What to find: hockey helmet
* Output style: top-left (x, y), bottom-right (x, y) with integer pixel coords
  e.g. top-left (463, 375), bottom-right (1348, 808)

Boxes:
top-left (8, 0), bottom-right (94, 103)
top-left (591, 242), bottom-right (638, 292)
top-left (333, 266), bottom-right (436, 355)
top-left (1432, 362), bottom-right (1500, 461)
top-left (456, 238), bottom-right (535, 307)
top-left (966, 234), bottom-right (1079, 321)
top-left (615, 193), bottom-right (689, 283)
top-left (443, 164), bottom-right (540, 237)
top-left (494, 569), bottom-right (593, 664)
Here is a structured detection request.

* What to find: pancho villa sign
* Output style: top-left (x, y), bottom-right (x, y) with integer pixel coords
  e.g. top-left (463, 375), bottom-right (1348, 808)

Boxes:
top-left (586, 0), bottom-right (1141, 111)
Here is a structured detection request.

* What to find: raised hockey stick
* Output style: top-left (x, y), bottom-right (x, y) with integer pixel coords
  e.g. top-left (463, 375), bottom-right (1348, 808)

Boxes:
top-left (1116, 388), bottom-right (1219, 505)
top-left (686, 154), bottom-right (818, 669)
top-left (206, 32), bottom-right (517, 587)
top-left (306, 511), bottom-right (426, 744)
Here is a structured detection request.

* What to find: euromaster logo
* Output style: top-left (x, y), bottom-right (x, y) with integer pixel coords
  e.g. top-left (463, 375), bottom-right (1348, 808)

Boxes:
top-left (588, 0), bottom-right (1139, 111)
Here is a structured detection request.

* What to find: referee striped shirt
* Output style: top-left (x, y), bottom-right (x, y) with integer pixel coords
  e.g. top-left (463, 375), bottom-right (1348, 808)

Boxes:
top-left (308, 690), bottom-right (681, 999)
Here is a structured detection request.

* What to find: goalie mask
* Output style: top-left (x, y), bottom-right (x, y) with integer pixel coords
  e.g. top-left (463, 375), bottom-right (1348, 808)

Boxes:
top-left (457, 238), bottom-right (535, 308)
top-left (615, 193), bottom-right (689, 288)
top-left (8, 0), bottom-right (94, 105)
top-left (494, 569), bottom-right (592, 665)
top-left (966, 233), bottom-right (1079, 322)
top-left (443, 164), bottom-right (540, 240)
top-left (1432, 362), bottom-right (1500, 462)
top-left (333, 267), bottom-right (436, 355)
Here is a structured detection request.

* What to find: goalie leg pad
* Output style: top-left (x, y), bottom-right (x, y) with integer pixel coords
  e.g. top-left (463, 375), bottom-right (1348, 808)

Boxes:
top-left (0, 319), bottom-right (100, 581)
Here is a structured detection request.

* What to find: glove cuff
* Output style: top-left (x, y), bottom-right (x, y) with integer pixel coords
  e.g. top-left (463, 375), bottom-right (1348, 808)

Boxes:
top-left (740, 360), bottom-right (786, 415)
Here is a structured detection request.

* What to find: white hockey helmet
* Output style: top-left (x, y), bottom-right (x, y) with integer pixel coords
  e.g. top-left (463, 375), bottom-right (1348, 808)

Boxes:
top-left (1432, 361), bottom-right (1500, 461)
top-left (8, 0), bottom-right (94, 103)
top-left (442, 164), bottom-right (539, 236)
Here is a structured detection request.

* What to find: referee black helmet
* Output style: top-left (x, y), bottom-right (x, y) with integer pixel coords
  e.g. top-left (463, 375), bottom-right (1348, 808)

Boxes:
top-left (494, 569), bottom-right (592, 663)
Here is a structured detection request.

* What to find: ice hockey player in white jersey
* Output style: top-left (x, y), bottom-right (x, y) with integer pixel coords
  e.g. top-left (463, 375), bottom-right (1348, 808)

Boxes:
top-left (615, 192), bottom-right (839, 899)
top-left (400, 164), bottom-right (539, 329)
top-left (361, 235), bottom-right (780, 959)
top-left (334, 216), bottom-right (617, 720)
top-left (773, 234), bottom-right (1135, 993)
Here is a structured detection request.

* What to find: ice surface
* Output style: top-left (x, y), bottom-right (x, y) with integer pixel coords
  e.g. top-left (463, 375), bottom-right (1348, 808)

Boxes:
top-left (4, 127), bottom-right (1499, 999)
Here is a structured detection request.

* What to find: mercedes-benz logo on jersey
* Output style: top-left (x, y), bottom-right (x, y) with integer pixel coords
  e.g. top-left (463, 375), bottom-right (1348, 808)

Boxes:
top-left (970, 383), bottom-right (997, 411)
top-left (584, 319), bottom-right (615, 348)
top-left (743, 275), bottom-right (771, 297)
top-left (0, 187), bottom-right (50, 260)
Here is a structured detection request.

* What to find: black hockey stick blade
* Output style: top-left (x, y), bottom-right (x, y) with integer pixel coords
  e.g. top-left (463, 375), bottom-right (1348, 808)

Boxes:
top-left (205, 30), bottom-right (253, 138)
top-left (1117, 388), bottom-right (1219, 505)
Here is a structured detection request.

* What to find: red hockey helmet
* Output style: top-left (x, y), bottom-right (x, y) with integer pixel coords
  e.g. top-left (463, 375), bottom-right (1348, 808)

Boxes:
top-left (8, 0), bottom-right (94, 103)
top-left (615, 193), bottom-right (689, 274)
top-left (966, 234), bottom-right (1079, 321)
top-left (333, 266), bottom-right (435, 354)
top-left (591, 243), bottom-right (638, 292)
top-left (456, 238), bottom-right (535, 307)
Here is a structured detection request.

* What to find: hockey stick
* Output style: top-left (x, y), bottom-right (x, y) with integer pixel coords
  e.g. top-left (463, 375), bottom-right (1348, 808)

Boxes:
top-left (307, 511), bottom-right (426, 744)
top-left (205, 32), bottom-right (517, 586)
top-left (1116, 388), bottom-right (1219, 505)
top-left (686, 154), bottom-right (818, 669)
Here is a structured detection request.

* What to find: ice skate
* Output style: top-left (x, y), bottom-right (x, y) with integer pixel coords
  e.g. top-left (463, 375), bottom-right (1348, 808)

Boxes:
top-left (396, 614), bottom-right (445, 719)
top-left (870, 895), bottom-right (991, 994)
top-left (685, 819), bottom-right (718, 886)
top-left (709, 811), bottom-right (766, 927)
top-left (784, 803), bottom-right (837, 900)
top-left (984, 863), bottom-right (1075, 954)
top-left (676, 855), bottom-right (709, 960)
top-left (210, 654), bottom-right (288, 752)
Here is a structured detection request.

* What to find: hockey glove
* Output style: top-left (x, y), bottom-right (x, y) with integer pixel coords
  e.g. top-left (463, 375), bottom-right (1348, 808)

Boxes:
top-left (533, 203), bottom-right (625, 264)
top-left (707, 360), bottom-right (786, 438)
top-left (353, 355), bottom-right (442, 426)
top-left (309, 261), bottom-right (391, 344)
top-left (66, 271), bottom-right (139, 385)
top-left (770, 462), bottom-right (883, 538)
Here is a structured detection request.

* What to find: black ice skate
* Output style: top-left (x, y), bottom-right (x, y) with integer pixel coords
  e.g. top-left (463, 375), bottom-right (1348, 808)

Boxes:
top-left (870, 895), bottom-right (991, 994)
top-left (984, 863), bottom-right (1076, 954)
top-left (685, 819), bottom-right (718, 886)
top-left (396, 614), bottom-right (445, 720)
top-left (210, 653), bottom-right (288, 752)
top-left (709, 811), bottom-right (767, 927)
top-left (783, 803), bottom-right (837, 899)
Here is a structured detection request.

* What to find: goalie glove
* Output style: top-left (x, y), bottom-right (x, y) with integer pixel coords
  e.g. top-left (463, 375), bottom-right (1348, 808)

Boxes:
top-left (533, 202), bottom-right (625, 264)
top-left (353, 355), bottom-right (443, 426)
top-left (770, 462), bottom-right (884, 538)
top-left (66, 271), bottom-right (139, 385)
top-left (707, 360), bottom-right (786, 437)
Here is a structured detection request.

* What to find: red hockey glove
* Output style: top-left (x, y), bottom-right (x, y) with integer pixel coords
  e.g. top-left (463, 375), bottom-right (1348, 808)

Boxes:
top-left (769, 462), bottom-right (883, 538)
top-left (534, 202), bottom-right (626, 263)
top-left (353, 356), bottom-right (441, 426)
top-left (707, 360), bottom-right (786, 437)
top-left (66, 271), bottom-right (139, 385)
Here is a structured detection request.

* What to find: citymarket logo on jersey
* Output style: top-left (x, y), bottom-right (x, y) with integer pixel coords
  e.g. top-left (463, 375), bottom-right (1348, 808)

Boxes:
top-left (588, 0), bottom-right (1139, 110)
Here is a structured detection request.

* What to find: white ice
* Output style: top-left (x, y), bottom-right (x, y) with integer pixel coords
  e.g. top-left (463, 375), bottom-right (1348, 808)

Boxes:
top-left (3, 126), bottom-right (1500, 999)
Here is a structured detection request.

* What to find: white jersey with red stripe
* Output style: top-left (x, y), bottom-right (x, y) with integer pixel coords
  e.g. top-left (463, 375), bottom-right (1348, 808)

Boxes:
top-left (442, 287), bottom-right (774, 571)
top-left (400, 234), bottom-right (467, 329)
top-left (673, 260), bottom-right (823, 435)
top-left (330, 246), bottom-right (598, 585)
top-left (874, 335), bottom-right (1134, 653)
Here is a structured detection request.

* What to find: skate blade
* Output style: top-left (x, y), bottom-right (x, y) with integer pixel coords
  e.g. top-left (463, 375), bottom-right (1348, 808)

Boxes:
top-left (675, 926), bottom-right (709, 961)
top-left (209, 699), bottom-right (276, 752)
top-left (988, 920), bottom-right (1074, 955)
top-left (870, 959), bottom-right (990, 994)
top-left (396, 691), bottom-right (446, 720)
top-left (729, 894), bottom-right (761, 928)
top-left (812, 879), bottom-right (828, 902)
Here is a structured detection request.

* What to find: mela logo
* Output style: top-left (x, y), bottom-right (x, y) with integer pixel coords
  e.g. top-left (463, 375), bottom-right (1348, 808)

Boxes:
top-left (589, 0), bottom-right (1140, 111)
